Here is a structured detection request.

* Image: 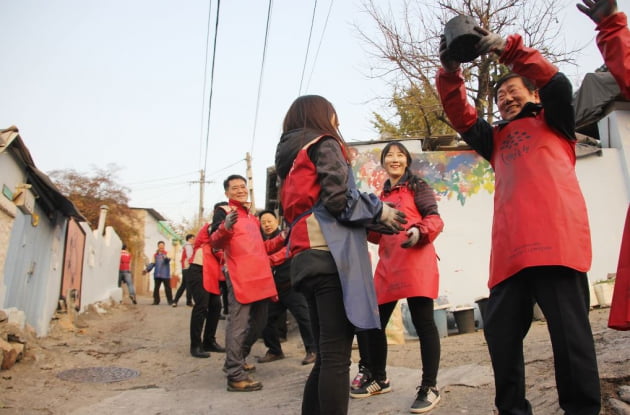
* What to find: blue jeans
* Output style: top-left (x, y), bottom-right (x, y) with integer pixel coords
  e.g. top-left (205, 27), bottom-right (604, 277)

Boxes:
top-left (118, 271), bottom-right (136, 297)
top-left (299, 272), bottom-right (355, 415)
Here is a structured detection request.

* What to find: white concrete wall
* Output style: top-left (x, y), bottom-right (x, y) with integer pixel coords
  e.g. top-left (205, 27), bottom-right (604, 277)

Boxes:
top-left (597, 107), bottom-right (630, 195)
top-left (433, 190), bottom-right (494, 307)
top-left (577, 149), bottom-right (629, 283)
top-left (79, 222), bottom-right (122, 311)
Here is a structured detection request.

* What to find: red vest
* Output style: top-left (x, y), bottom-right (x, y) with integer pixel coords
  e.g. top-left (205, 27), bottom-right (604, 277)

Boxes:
top-left (488, 114), bottom-right (592, 288)
top-left (210, 201), bottom-right (279, 303)
top-left (373, 186), bottom-right (441, 303)
top-left (119, 250), bottom-right (131, 271)
top-left (281, 136), bottom-right (346, 255)
top-left (192, 223), bottom-right (221, 295)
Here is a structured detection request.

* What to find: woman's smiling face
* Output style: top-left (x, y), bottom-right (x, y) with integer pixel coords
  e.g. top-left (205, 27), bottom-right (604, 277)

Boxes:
top-left (383, 144), bottom-right (408, 181)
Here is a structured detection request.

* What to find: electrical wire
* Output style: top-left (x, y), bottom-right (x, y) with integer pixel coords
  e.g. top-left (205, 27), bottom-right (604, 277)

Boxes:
top-left (305, 0), bottom-right (334, 91)
top-left (249, 0), bottom-right (274, 157)
top-left (298, 0), bottom-right (319, 95)
top-left (198, 1), bottom-right (214, 169)
top-left (124, 171), bottom-right (199, 186)
top-left (203, 0), bottom-right (222, 173)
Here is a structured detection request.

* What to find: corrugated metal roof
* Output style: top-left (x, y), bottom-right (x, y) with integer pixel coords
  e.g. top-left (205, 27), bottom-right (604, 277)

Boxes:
top-left (0, 126), bottom-right (85, 221)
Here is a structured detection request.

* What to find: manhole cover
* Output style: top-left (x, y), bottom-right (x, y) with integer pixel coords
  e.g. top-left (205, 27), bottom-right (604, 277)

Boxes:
top-left (56, 366), bottom-right (140, 383)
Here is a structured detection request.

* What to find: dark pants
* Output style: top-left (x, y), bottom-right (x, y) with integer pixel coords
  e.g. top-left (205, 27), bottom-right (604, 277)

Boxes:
top-left (188, 264), bottom-right (221, 349)
top-left (219, 280), bottom-right (228, 314)
top-left (153, 278), bottom-right (173, 305)
top-left (174, 267), bottom-right (193, 305)
top-left (263, 287), bottom-right (316, 355)
top-left (358, 296), bottom-right (440, 387)
top-left (299, 272), bottom-right (355, 415)
top-left (224, 272), bottom-right (269, 382)
top-left (484, 266), bottom-right (601, 415)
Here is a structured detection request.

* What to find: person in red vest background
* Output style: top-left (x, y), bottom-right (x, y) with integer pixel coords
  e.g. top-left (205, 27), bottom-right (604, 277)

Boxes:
top-left (577, 0), bottom-right (630, 332)
top-left (119, 244), bottom-right (137, 305)
top-left (173, 233), bottom-right (194, 307)
top-left (437, 25), bottom-right (600, 414)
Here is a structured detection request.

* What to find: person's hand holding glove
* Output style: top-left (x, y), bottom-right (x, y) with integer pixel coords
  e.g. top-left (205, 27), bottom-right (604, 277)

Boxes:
top-left (475, 27), bottom-right (506, 56)
top-left (379, 202), bottom-right (407, 233)
top-left (439, 35), bottom-right (461, 73)
top-left (577, 0), bottom-right (618, 24)
top-left (401, 227), bottom-right (420, 248)
top-left (224, 210), bottom-right (238, 231)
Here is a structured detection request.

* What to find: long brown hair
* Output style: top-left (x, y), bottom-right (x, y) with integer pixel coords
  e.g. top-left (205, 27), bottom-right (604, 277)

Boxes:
top-left (282, 95), bottom-right (346, 147)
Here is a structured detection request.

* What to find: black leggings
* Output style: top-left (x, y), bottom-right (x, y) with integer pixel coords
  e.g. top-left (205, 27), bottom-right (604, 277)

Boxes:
top-left (357, 296), bottom-right (440, 387)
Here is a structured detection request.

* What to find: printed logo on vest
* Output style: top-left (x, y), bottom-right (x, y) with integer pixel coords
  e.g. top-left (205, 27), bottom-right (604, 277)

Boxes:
top-left (499, 130), bottom-right (531, 165)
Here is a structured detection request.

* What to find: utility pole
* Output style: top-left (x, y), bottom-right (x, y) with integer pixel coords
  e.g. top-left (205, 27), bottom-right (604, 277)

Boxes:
top-left (246, 152), bottom-right (256, 213)
top-left (190, 169), bottom-right (213, 228)
top-left (198, 169), bottom-right (205, 227)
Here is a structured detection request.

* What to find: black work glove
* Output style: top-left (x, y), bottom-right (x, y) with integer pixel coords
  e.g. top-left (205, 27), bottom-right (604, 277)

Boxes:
top-left (475, 27), bottom-right (506, 56)
top-left (439, 35), bottom-right (461, 73)
top-left (577, 0), bottom-right (618, 24)
top-left (224, 211), bottom-right (238, 231)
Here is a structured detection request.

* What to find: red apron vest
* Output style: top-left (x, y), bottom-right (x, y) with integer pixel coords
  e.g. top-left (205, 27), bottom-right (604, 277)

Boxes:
top-left (281, 136), bottom-right (347, 255)
top-left (223, 203), bottom-right (277, 303)
top-left (374, 186), bottom-right (439, 303)
top-left (191, 223), bottom-right (221, 295)
top-left (488, 113), bottom-right (591, 288)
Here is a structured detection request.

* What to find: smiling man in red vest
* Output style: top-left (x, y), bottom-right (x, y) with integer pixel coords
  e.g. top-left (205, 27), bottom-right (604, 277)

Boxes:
top-left (210, 174), bottom-right (284, 392)
top-left (436, 27), bottom-right (601, 414)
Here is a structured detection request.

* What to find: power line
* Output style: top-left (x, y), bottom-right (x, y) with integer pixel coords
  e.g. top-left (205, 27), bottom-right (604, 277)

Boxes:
top-left (298, 0), bottom-right (318, 95)
top-left (249, 0), bottom-right (274, 157)
top-left (124, 171), bottom-right (199, 186)
top-left (198, 1), bottom-right (214, 169)
top-left (305, 0), bottom-right (334, 92)
top-left (203, 0), bottom-right (222, 173)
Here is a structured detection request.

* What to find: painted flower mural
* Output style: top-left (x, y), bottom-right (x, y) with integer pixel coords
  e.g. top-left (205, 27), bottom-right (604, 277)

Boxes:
top-left (350, 144), bottom-right (495, 206)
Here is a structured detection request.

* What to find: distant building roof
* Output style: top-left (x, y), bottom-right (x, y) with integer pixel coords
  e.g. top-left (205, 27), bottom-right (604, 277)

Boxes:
top-left (130, 207), bottom-right (167, 222)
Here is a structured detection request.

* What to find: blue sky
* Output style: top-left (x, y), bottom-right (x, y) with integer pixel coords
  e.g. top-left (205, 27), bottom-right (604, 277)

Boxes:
top-left (0, 0), bottom-right (621, 224)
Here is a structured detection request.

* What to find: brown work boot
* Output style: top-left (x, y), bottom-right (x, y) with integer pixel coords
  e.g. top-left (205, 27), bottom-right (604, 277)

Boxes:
top-left (301, 351), bottom-right (316, 365)
top-left (227, 377), bottom-right (263, 392)
top-left (257, 351), bottom-right (285, 363)
top-left (243, 362), bottom-right (256, 372)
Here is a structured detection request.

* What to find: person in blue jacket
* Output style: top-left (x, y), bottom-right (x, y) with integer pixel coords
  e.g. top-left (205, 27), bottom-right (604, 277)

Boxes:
top-left (143, 240), bottom-right (173, 305)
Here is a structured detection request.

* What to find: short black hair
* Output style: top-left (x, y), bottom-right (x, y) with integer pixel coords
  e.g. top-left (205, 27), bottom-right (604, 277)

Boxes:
top-left (258, 209), bottom-right (276, 219)
top-left (121, 244), bottom-right (127, 250)
top-left (223, 174), bottom-right (247, 191)
top-left (494, 73), bottom-right (537, 102)
top-left (185, 234), bottom-right (194, 241)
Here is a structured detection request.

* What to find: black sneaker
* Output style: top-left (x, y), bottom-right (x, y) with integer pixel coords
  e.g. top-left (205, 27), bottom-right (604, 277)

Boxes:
top-left (410, 385), bottom-right (440, 413)
top-left (351, 364), bottom-right (371, 390)
top-left (349, 378), bottom-right (391, 399)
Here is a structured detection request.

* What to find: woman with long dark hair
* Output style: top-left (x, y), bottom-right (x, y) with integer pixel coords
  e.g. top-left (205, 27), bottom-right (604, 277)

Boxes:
top-left (274, 95), bottom-right (406, 415)
top-left (350, 141), bottom-right (444, 413)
